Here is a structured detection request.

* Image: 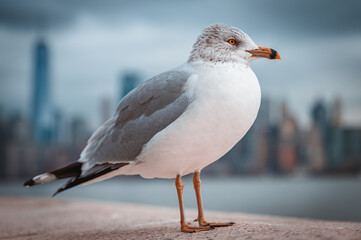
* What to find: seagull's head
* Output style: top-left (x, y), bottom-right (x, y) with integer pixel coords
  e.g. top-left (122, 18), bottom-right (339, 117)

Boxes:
top-left (188, 24), bottom-right (280, 66)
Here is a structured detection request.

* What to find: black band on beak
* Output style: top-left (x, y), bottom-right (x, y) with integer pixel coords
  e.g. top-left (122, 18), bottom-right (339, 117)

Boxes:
top-left (270, 49), bottom-right (278, 59)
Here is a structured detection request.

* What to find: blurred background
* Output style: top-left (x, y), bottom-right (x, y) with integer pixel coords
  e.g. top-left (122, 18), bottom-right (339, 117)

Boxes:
top-left (0, 0), bottom-right (361, 222)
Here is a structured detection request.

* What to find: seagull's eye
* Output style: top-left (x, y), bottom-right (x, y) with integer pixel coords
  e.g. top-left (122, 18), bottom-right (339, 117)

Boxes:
top-left (227, 39), bottom-right (236, 45)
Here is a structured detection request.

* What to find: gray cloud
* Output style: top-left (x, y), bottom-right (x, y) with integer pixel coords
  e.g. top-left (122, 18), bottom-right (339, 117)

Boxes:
top-left (0, 0), bottom-right (75, 30)
top-left (1, 0), bottom-right (360, 35)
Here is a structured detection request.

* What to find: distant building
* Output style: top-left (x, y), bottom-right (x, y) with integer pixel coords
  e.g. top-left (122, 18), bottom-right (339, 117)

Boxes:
top-left (341, 128), bottom-right (361, 170)
top-left (0, 108), bottom-right (6, 178)
top-left (267, 125), bottom-right (280, 172)
top-left (100, 97), bottom-right (112, 125)
top-left (328, 99), bottom-right (343, 168)
top-left (331, 98), bottom-right (342, 127)
top-left (70, 117), bottom-right (89, 147)
top-left (278, 103), bottom-right (298, 173)
top-left (4, 114), bottom-right (37, 179)
top-left (254, 98), bottom-right (271, 173)
top-left (32, 39), bottom-right (52, 144)
top-left (311, 100), bottom-right (328, 146)
top-left (119, 72), bottom-right (140, 101)
top-left (306, 100), bottom-right (328, 172)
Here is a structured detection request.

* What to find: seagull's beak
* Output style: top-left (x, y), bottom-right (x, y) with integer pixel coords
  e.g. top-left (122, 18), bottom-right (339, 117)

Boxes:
top-left (246, 46), bottom-right (281, 60)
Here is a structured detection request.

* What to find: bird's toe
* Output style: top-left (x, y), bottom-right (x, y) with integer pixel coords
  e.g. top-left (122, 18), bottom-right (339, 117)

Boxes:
top-left (199, 220), bottom-right (235, 228)
top-left (181, 225), bottom-right (214, 233)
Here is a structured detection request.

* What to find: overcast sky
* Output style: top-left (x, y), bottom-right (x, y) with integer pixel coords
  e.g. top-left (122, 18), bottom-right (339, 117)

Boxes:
top-left (1, 0), bottom-right (361, 129)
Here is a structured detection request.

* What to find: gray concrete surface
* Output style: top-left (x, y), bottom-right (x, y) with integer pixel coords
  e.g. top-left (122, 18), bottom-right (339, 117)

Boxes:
top-left (0, 197), bottom-right (360, 240)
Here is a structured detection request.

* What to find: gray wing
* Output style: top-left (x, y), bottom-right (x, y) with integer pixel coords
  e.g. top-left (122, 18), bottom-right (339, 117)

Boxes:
top-left (80, 70), bottom-right (192, 170)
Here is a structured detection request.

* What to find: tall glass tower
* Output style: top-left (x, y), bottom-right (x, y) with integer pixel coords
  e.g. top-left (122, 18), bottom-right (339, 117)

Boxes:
top-left (32, 39), bottom-right (51, 144)
top-left (119, 73), bottom-right (139, 101)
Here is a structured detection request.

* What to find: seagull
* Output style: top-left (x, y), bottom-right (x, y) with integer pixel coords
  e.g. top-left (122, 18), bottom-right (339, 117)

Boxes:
top-left (24, 24), bottom-right (280, 233)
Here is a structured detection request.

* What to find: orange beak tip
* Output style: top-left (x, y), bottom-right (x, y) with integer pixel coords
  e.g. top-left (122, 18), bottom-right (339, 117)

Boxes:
top-left (247, 47), bottom-right (281, 60)
top-left (269, 48), bottom-right (281, 60)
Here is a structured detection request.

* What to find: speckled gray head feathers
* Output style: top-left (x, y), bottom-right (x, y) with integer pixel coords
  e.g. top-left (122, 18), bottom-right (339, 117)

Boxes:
top-left (188, 24), bottom-right (258, 64)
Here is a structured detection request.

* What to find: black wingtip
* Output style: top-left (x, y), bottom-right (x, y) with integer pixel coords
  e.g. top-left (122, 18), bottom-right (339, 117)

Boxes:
top-left (52, 190), bottom-right (60, 197)
top-left (24, 178), bottom-right (36, 187)
top-left (52, 185), bottom-right (67, 197)
top-left (51, 162), bottom-right (130, 196)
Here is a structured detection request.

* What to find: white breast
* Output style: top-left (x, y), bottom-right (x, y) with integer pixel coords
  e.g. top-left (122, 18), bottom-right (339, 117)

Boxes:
top-left (118, 63), bottom-right (261, 179)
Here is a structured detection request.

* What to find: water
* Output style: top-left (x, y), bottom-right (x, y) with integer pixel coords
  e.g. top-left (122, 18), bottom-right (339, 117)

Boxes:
top-left (1, 176), bottom-right (361, 222)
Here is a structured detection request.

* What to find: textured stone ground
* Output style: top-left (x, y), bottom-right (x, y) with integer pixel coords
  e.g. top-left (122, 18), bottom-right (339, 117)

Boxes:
top-left (0, 197), bottom-right (360, 240)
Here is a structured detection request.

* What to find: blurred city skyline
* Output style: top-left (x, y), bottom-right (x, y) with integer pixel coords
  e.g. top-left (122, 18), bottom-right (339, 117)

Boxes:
top-left (0, 37), bottom-right (360, 180)
top-left (0, 0), bottom-right (361, 129)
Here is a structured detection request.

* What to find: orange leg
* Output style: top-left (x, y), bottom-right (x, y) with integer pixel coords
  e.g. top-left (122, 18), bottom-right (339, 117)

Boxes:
top-left (193, 171), bottom-right (235, 227)
top-left (175, 174), bottom-right (214, 233)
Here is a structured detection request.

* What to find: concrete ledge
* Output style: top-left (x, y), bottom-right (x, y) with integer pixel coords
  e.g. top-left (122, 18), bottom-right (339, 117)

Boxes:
top-left (0, 197), bottom-right (360, 240)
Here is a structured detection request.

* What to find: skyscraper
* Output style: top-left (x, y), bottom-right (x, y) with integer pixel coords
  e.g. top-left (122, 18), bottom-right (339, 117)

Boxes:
top-left (119, 72), bottom-right (139, 101)
top-left (32, 39), bottom-right (52, 144)
top-left (311, 100), bottom-right (328, 145)
top-left (328, 98), bottom-right (343, 168)
top-left (331, 98), bottom-right (342, 127)
top-left (278, 103), bottom-right (298, 173)
top-left (70, 117), bottom-right (89, 146)
top-left (253, 98), bottom-right (271, 173)
top-left (305, 100), bottom-right (328, 172)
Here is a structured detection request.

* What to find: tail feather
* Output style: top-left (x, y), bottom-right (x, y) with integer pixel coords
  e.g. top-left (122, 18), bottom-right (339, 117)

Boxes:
top-left (52, 162), bottom-right (128, 197)
top-left (24, 161), bottom-right (129, 197)
top-left (24, 162), bottom-right (82, 187)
